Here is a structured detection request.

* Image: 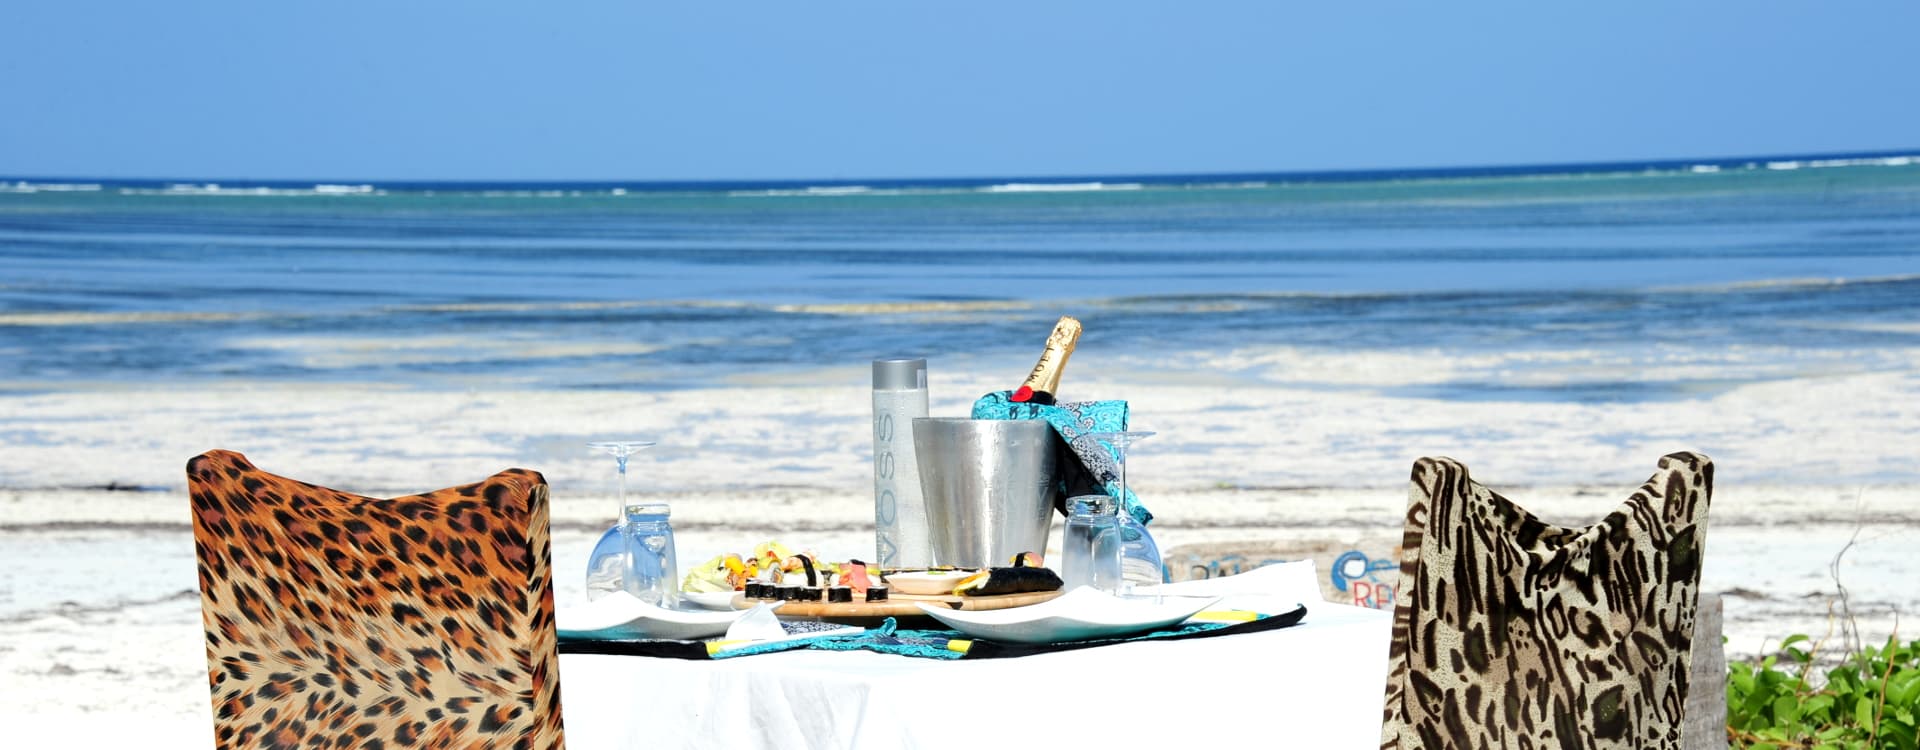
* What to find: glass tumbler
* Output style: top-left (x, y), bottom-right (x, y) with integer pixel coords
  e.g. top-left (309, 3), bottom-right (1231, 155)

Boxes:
top-left (621, 502), bottom-right (680, 607)
top-left (1063, 495), bottom-right (1122, 593)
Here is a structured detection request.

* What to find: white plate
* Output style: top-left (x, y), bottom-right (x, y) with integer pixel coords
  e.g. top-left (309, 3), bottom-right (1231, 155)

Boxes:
top-left (914, 587), bottom-right (1222, 644)
top-left (884, 569), bottom-right (978, 596)
top-left (681, 590), bottom-right (741, 611)
top-left (557, 591), bottom-right (777, 640)
top-left (1138, 560), bottom-right (1323, 616)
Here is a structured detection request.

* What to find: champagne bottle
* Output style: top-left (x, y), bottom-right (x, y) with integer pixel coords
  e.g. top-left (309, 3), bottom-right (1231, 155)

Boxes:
top-left (1011, 316), bottom-right (1082, 405)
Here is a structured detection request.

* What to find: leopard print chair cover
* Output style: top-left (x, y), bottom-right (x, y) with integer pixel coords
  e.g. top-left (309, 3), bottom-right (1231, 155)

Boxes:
top-left (188, 450), bottom-right (565, 749)
top-left (1379, 452), bottom-right (1712, 750)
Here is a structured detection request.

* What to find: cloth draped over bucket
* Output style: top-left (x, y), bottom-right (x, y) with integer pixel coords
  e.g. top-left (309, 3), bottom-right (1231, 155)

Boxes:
top-left (969, 390), bottom-right (1152, 526)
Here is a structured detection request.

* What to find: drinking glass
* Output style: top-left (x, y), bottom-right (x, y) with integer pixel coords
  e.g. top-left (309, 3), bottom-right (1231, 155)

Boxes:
top-left (1087, 430), bottom-right (1162, 597)
top-left (620, 502), bottom-right (680, 607)
top-left (1062, 495), bottom-right (1123, 593)
top-left (584, 440), bottom-right (655, 601)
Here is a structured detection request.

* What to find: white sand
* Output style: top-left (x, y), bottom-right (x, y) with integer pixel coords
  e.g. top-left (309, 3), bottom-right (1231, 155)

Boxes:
top-left (1, 365), bottom-right (1916, 744)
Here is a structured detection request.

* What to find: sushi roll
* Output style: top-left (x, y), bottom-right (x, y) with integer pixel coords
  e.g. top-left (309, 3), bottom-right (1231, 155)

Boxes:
top-left (865, 585), bottom-right (889, 602)
top-left (800, 586), bottom-right (824, 601)
top-left (953, 565), bottom-right (1064, 596)
top-left (827, 586), bottom-right (852, 603)
top-left (776, 583), bottom-right (800, 601)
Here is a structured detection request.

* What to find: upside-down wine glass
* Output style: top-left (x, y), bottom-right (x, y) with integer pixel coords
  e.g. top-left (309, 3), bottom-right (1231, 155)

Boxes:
top-left (1088, 430), bottom-right (1161, 599)
top-left (584, 440), bottom-right (655, 602)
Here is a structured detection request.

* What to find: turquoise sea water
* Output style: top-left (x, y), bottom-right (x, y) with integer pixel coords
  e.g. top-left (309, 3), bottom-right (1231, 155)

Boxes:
top-left (1, 154), bottom-right (1917, 400)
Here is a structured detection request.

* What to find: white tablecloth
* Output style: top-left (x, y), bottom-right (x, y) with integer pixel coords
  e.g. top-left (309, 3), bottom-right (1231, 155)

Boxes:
top-left (558, 591), bottom-right (1392, 749)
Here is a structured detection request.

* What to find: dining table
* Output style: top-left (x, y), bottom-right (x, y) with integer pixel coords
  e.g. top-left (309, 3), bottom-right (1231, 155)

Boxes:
top-left (556, 562), bottom-right (1394, 749)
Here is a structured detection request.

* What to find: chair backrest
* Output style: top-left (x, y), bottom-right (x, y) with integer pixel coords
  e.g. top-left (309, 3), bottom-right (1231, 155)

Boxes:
top-left (188, 449), bottom-right (565, 749)
top-left (1380, 452), bottom-right (1712, 750)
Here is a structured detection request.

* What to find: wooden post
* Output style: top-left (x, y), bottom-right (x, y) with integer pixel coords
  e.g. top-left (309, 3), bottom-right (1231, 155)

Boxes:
top-left (1685, 593), bottom-right (1728, 750)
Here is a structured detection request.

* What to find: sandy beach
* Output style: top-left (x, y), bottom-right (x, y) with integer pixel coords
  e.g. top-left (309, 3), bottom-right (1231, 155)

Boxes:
top-left (2, 360), bottom-right (1915, 746)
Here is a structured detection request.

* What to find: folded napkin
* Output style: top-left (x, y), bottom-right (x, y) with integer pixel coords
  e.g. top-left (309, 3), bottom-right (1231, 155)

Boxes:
top-left (970, 390), bottom-right (1152, 525)
top-left (559, 616), bottom-right (866, 660)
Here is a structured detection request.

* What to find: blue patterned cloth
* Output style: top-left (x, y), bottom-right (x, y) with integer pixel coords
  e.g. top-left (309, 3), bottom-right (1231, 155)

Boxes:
top-left (558, 608), bottom-right (1313, 660)
top-left (970, 390), bottom-right (1152, 525)
top-left (703, 617), bottom-right (968, 660)
top-left (706, 614), bottom-right (1303, 660)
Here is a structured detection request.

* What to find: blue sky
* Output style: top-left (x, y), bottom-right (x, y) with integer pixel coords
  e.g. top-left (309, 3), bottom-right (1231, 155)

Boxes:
top-left (3, 2), bottom-right (1917, 182)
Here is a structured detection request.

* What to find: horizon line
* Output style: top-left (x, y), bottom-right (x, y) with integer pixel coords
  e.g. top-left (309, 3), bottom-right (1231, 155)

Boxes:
top-left (4, 147), bottom-right (1917, 191)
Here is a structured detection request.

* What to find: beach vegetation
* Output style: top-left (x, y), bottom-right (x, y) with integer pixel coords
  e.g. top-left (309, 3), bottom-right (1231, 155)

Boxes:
top-left (1727, 631), bottom-right (1920, 749)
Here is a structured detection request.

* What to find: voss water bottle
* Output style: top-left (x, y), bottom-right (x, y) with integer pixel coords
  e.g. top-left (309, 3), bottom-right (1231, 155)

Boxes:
top-left (873, 358), bottom-right (930, 571)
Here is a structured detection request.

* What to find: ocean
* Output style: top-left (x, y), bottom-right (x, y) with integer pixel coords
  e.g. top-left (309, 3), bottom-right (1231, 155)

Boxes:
top-left (2, 152), bottom-right (1918, 402)
top-left (4, 154), bottom-right (1919, 736)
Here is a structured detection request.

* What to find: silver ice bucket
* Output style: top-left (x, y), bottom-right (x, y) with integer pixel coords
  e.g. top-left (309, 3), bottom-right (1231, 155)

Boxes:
top-left (912, 418), bottom-right (1059, 569)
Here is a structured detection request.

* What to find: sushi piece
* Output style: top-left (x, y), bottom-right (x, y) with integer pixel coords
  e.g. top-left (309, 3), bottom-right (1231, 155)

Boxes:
top-left (786, 554), bottom-right (822, 588)
top-left (952, 565), bottom-right (1064, 597)
top-left (841, 560), bottom-right (874, 593)
top-left (828, 586), bottom-right (853, 603)
top-left (776, 583), bottom-right (800, 601)
top-left (865, 585), bottom-right (889, 602)
top-left (752, 560), bottom-right (781, 586)
top-left (801, 586), bottom-right (824, 601)
top-left (815, 560), bottom-right (843, 585)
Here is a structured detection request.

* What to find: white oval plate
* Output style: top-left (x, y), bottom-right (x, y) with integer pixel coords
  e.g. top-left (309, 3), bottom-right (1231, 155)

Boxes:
top-left (557, 591), bottom-right (777, 640)
top-left (915, 587), bottom-right (1221, 644)
top-left (680, 590), bottom-right (741, 611)
top-left (884, 569), bottom-right (979, 596)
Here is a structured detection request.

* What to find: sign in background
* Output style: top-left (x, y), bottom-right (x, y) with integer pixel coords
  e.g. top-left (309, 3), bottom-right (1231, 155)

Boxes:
top-left (1164, 538), bottom-right (1403, 610)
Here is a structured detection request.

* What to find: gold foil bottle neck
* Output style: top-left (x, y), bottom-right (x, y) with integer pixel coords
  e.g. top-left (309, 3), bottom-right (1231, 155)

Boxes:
top-left (1021, 315), bottom-right (1082, 398)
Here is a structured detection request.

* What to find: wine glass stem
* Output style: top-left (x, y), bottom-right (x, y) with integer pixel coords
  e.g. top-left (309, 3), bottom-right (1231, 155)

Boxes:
top-left (616, 455), bottom-right (630, 517)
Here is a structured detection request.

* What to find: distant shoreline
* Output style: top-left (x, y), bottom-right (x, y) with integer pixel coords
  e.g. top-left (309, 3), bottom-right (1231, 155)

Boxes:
top-left (5, 147), bottom-right (1917, 196)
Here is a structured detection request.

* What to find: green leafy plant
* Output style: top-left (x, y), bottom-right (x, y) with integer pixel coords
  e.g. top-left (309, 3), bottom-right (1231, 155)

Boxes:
top-left (1728, 631), bottom-right (1920, 749)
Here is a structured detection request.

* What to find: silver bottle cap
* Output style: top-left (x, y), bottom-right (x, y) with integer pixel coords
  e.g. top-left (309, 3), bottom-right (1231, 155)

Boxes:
top-left (872, 358), bottom-right (927, 390)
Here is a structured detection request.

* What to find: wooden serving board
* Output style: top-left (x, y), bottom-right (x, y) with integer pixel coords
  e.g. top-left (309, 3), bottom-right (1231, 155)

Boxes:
top-left (730, 589), bottom-right (1062, 620)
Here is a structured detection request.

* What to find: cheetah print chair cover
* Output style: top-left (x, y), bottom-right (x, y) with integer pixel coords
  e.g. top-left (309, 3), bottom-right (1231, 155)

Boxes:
top-left (1380, 452), bottom-right (1712, 750)
top-left (188, 450), bottom-right (565, 749)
